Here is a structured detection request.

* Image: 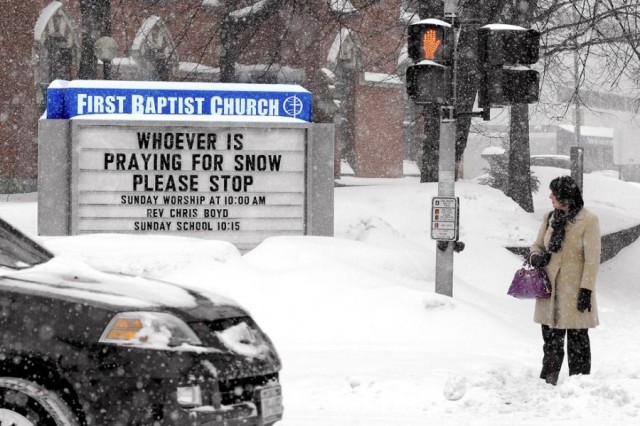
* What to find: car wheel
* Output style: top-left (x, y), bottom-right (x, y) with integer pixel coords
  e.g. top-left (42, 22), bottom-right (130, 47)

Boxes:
top-left (0, 377), bottom-right (80, 426)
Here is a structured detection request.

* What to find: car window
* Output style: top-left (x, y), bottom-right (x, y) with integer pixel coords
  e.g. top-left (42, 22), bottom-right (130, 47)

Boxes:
top-left (0, 218), bottom-right (53, 269)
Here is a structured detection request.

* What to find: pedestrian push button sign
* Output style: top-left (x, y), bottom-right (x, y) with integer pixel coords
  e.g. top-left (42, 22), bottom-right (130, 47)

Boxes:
top-left (431, 196), bottom-right (459, 241)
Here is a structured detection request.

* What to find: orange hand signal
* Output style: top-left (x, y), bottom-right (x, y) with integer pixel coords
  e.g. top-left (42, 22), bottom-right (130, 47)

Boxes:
top-left (423, 29), bottom-right (442, 60)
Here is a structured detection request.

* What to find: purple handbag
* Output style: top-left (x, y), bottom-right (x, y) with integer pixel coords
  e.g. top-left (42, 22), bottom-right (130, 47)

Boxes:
top-left (507, 261), bottom-right (552, 299)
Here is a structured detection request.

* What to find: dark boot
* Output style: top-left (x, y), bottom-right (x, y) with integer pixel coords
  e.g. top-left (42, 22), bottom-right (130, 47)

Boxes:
top-left (543, 371), bottom-right (559, 386)
top-left (567, 329), bottom-right (591, 376)
top-left (540, 325), bottom-right (565, 384)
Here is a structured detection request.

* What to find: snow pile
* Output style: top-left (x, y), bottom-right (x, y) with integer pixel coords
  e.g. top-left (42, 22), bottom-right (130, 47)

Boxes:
top-left (2, 166), bottom-right (640, 425)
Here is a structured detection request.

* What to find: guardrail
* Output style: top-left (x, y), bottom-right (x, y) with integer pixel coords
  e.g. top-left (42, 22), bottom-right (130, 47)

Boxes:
top-left (506, 224), bottom-right (640, 263)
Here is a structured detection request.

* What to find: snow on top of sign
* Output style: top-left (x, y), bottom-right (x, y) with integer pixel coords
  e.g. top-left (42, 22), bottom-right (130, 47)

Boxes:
top-left (47, 79), bottom-right (70, 89)
top-left (51, 79), bottom-right (311, 94)
top-left (412, 18), bottom-right (451, 28)
top-left (70, 114), bottom-right (311, 124)
top-left (481, 23), bottom-right (527, 31)
top-left (415, 60), bottom-right (447, 67)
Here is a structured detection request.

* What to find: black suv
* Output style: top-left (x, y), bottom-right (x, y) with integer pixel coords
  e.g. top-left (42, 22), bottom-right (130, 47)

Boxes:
top-left (0, 218), bottom-right (283, 425)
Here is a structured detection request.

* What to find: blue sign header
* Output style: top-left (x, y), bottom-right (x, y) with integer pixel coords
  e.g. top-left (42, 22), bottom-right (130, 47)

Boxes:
top-left (46, 80), bottom-right (313, 122)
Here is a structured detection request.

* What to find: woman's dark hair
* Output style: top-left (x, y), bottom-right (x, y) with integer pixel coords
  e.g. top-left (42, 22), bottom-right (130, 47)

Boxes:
top-left (549, 176), bottom-right (584, 211)
top-left (548, 176), bottom-right (584, 252)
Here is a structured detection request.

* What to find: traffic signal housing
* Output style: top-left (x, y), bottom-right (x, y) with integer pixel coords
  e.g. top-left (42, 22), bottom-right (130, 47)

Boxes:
top-left (477, 24), bottom-right (540, 108)
top-left (405, 19), bottom-right (453, 105)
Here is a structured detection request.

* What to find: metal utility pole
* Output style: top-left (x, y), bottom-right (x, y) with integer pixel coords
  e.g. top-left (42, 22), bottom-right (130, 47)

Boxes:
top-left (571, 11), bottom-right (584, 191)
top-left (435, 106), bottom-right (457, 296)
top-left (574, 48), bottom-right (582, 149)
top-left (434, 0), bottom-right (460, 297)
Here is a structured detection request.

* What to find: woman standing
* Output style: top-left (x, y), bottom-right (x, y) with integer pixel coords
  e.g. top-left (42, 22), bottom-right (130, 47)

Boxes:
top-left (529, 176), bottom-right (601, 385)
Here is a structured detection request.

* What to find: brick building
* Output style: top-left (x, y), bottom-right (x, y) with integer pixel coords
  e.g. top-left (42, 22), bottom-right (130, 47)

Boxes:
top-left (0, 0), bottom-right (416, 192)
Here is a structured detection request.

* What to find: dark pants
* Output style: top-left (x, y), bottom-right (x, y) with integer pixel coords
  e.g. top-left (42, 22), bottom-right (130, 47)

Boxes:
top-left (540, 325), bottom-right (591, 384)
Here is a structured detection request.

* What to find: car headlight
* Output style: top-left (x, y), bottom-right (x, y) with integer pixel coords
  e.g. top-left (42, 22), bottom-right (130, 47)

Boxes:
top-left (99, 312), bottom-right (202, 347)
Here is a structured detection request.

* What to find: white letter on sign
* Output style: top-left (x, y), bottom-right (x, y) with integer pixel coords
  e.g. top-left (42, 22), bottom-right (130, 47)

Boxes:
top-left (77, 94), bottom-right (88, 114)
top-left (131, 95), bottom-right (144, 114)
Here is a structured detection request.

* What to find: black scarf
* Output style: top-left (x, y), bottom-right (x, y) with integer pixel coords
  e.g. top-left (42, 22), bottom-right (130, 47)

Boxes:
top-left (548, 208), bottom-right (581, 252)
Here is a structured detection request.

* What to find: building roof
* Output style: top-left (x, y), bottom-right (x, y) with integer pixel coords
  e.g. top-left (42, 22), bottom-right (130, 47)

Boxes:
top-left (558, 124), bottom-right (614, 139)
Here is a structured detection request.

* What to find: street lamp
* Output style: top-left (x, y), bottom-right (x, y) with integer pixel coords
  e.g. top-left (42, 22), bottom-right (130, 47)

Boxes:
top-left (94, 36), bottom-right (118, 80)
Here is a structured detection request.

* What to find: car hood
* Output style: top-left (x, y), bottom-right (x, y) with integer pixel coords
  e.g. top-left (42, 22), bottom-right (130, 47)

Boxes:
top-left (1, 258), bottom-right (282, 372)
top-left (0, 257), bottom-right (246, 320)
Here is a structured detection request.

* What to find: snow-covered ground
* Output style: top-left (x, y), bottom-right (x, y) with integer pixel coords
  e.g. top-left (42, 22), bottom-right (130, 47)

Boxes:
top-left (1, 166), bottom-right (639, 425)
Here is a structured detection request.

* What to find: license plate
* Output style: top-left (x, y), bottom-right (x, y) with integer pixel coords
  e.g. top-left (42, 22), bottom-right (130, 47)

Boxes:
top-left (259, 386), bottom-right (283, 422)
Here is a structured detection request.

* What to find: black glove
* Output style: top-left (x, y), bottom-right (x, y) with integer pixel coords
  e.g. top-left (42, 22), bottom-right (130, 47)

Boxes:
top-left (577, 288), bottom-right (592, 313)
top-left (530, 252), bottom-right (550, 268)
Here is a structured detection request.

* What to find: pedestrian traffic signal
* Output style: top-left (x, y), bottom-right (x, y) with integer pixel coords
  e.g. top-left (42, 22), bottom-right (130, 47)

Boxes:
top-left (406, 63), bottom-right (450, 105)
top-left (407, 19), bottom-right (453, 65)
top-left (478, 25), bottom-right (539, 66)
top-left (480, 66), bottom-right (539, 108)
top-left (477, 24), bottom-right (540, 108)
top-left (405, 19), bottom-right (453, 105)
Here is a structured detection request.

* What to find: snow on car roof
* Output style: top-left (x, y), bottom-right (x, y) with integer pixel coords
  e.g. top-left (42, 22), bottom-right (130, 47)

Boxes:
top-left (1, 256), bottom-right (215, 309)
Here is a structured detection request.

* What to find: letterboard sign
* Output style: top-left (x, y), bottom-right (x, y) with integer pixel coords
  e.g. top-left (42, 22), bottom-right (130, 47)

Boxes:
top-left (71, 123), bottom-right (307, 251)
top-left (53, 80), bottom-right (313, 251)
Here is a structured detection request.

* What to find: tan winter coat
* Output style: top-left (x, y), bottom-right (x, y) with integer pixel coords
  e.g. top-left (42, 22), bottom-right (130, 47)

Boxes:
top-left (529, 208), bottom-right (601, 329)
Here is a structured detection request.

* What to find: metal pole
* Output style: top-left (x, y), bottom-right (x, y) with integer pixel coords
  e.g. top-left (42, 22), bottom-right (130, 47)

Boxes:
top-left (104, 0), bottom-right (112, 81)
top-left (571, 10), bottom-right (584, 188)
top-left (103, 61), bottom-right (112, 80)
top-left (435, 1), bottom-right (458, 297)
top-left (570, 146), bottom-right (584, 191)
top-left (435, 106), bottom-right (456, 297)
top-left (573, 17), bottom-right (581, 150)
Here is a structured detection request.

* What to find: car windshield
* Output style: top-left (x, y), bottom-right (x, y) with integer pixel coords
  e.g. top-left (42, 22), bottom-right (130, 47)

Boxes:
top-left (0, 218), bottom-right (53, 270)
